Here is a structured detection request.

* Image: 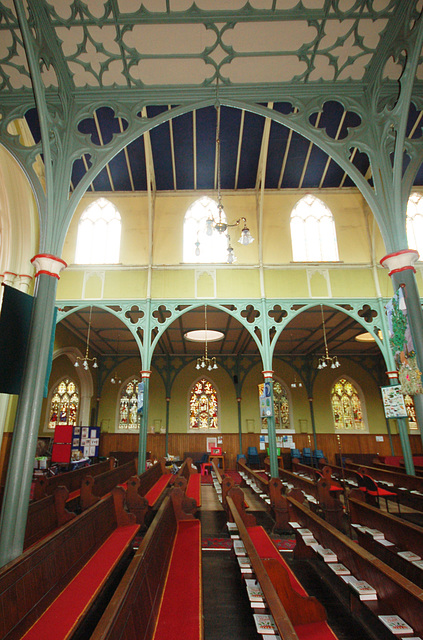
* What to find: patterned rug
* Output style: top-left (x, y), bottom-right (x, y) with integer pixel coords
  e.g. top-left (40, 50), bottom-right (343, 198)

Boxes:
top-left (202, 537), bottom-right (296, 551)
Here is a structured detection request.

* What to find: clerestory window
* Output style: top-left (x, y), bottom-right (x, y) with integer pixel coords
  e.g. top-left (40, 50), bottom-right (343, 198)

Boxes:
top-left (290, 194), bottom-right (339, 262)
top-left (75, 197), bottom-right (121, 264)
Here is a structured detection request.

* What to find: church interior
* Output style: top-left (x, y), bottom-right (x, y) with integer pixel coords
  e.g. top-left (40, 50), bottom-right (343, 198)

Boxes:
top-left (1, 1), bottom-right (423, 639)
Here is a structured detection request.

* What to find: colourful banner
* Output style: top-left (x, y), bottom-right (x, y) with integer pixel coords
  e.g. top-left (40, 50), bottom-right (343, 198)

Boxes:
top-left (385, 287), bottom-right (422, 395)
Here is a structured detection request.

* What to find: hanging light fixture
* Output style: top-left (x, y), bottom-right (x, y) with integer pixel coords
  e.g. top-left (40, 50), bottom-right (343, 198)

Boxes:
top-left (74, 307), bottom-right (98, 370)
top-left (317, 305), bottom-right (340, 370)
top-left (196, 93), bottom-right (254, 262)
top-left (111, 332), bottom-right (122, 384)
top-left (290, 376), bottom-right (303, 388)
top-left (195, 305), bottom-right (218, 371)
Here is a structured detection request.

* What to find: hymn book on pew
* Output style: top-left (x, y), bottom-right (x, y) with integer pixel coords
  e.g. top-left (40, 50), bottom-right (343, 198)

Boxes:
top-left (253, 614), bottom-right (278, 635)
top-left (233, 540), bottom-right (247, 556)
top-left (397, 551), bottom-right (421, 562)
top-left (328, 563), bottom-right (350, 575)
top-left (245, 579), bottom-right (264, 602)
top-left (378, 615), bottom-right (414, 635)
top-left (342, 576), bottom-right (377, 600)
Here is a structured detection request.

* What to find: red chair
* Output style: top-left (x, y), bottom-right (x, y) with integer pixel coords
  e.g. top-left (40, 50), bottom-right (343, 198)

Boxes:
top-left (361, 473), bottom-right (399, 513)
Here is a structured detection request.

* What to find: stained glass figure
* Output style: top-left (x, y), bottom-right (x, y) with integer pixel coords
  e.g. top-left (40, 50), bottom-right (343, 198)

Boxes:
top-left (189, 378), bottom-right (218, 430)
top-left (404, 394), bottom-right (418, 430)
top-left (119, 378), bottom-right (140, 430)
top-left (49, 379), bottom-right (79, 429)
top-left (331, 378), bottom-right (365, 431)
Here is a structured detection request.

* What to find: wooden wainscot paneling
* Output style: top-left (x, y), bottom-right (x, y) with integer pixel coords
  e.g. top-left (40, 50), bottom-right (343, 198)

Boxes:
top-left (100, 431), bottom-right (423, 471)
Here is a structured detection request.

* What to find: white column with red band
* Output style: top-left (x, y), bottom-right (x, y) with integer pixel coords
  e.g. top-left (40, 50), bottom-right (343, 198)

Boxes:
top-left (380, 249), bottom-right (419, 277)
top-left (31, 254), bottom-right (67, 279)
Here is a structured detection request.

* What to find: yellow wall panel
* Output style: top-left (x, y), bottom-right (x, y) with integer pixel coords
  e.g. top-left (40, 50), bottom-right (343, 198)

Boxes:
top-left (56, 270), bottom-right (85, 299)
top-left (264, 269), bottom-right (308, 298)
top-left (330, 269), bottom-right (376, 298)
top-left (152, 269), bottom-right (195, 298)
top-left (103, 269), bottom-right (148, 298)
top-left (216, 269), bottom-right (261, 298)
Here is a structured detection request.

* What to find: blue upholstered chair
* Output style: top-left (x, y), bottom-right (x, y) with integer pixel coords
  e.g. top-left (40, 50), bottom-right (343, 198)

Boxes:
top-left (290, 448), bottom-right (302, 463)
top-left (312, 449), bottom-right (327, 467)
top-left (247, 446), bottom-right (260, 468)
top-left (302, 447), bottom-right (312, 466)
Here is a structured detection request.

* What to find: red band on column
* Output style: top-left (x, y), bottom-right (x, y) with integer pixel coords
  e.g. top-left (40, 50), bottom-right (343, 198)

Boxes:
top-left (31, 254), bottom-right (67, 279)
top-left (380, 249), bottom-right (419, 277)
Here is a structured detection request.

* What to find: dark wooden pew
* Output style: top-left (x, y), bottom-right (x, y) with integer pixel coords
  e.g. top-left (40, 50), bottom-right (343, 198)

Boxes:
top-left (80, 458), bottom-right (138, 510)
top-left (348, 489), bottom-right (423, 587)
top-left (345, 460), bottom-right (423, 511)
top-left (90, 488), bottom-right (203, 640)
top-left (227, 487), bottom-right (339, 640)
top-left (126, 458), bottom-right (172, 526)
top-left (238, 459), bottom-right (296, 532)
top-left (24, 485), bottom-right (77, 549)
top-left (0, 490), bottom-right (139, 640)
top-left (264, 459), bottom-right (344, 528)
top-left (287, 493), bottom-right (423, 638)
top-left (32, 457), bottom-right (115, 501)
top-left (175, 456), bottom-right (201, 508)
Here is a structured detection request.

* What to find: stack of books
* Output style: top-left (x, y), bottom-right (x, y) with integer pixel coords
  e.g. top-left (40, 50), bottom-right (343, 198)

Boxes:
top-left (328, 563), bottom-right (350, 576)
top-left (366, 528), bottom-right (385, 540)
top-left (378, 615), bottom-right (414, 635)
top-left (315, 546), bottom-right (338, 563)
top-left (342, 576), bottom-right (377, 600)
top-left (233, 540), bottom-right (247, 556)
top-left (397, 550), bottom-right (421, 562)
top-left (298, 528), bottom-right (317, 546)
top-left (253, 614), bottom-right (278, 635)
top-left (245, 579), bottom-right (266, 609)
top-left (237, 556), bottom-right (253, 574)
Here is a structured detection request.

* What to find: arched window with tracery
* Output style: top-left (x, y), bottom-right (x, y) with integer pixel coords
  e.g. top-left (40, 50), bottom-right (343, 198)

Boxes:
top-left (406, 192), bottom-right (423, 258)
top-left (75, 197), bottom-right (121, 264)
top-left (331, 378), bottom-right (365, 431)
top-left (290, 194), bottom-right (339, 262)
top-left (118, 378), bottom-right (140, 430)
top-left (258, 380), bottom-right (291, 430)
top-left (189, 378), bottom-right (218, 430)
top-left (183, 196), bottom-right (230, 263)
top-left (48, 378), bottom-right (79, 429)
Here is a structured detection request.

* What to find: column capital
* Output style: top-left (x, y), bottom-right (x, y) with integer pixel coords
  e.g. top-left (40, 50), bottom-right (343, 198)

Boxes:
top-left (236, 397), bottom-right (242, 403)
top-left (386, 370), bottom-right (399, 380)
top-left (380, 249), bottom-right (419, 277)
top-left (140, 370), bottom-right (151, 379)
top-left (262, 370), bottom-right (274, 379)
top-left (31, 254), bottom-right (67, 279)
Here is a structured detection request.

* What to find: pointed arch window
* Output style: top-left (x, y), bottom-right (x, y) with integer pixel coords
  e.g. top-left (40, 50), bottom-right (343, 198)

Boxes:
top-left (258, 381), bottom-right (292, 430)
top-left (118, 377), bottom-right (140, 430)
top-left (331, 378), bottom-right (365, 431)
top-left (183, 196), bottom-right (230, 263)
top-left (406, 192), bottom-right (423, 258)
top-left (48, 378), bottom-right (79, 429)
top-left (290, 194), bottom-right (339, 262)
top-left (75, 197), bottom-right (121, 264)
top-left (189, 378), bottom-right (219, 430)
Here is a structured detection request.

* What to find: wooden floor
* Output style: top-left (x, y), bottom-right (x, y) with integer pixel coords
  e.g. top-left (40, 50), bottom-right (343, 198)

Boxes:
top-left (199, 485), bottom-right (378, 640)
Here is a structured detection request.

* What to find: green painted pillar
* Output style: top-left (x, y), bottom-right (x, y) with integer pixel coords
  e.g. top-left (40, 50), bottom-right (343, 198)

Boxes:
top-left (263, 371), bottom-right (278, 478)
top-left (165, 396), bottom-right (170, 457)
top-left (308, 397), bottom-right (318, 451)
top-left (237, 397), bottom-right (243, 456)
top-left (0, 256), bottom-right (66, 567)
top-left (381, 251), bottom-right (421, 476)
top-left (138, 371), bottom-right (150, 473)
top-left (412, 394), bottom-right (423, 451)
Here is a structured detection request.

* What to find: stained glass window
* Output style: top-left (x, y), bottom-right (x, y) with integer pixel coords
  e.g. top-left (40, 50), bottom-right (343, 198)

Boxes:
top-left (189, 378), bottom-right (218, 430)
top-left (290, 194), bottom-right (339, 262)
top-left (331, 378), bottom-right (365, 431)
top-left (48, 378), bottom-right (79, 429)
top-left (404, 394), bottom-right (418, 430)
top-left (118, 378), bottom-right (140, 430)
top-left (258, 381), bottom-right (291, 430)
top-left (183, 196), bottom-right (230, 263)
top-left (75, 197), bottom-right (121, 264)
top-left (406, 192), bottom-right (423, 258)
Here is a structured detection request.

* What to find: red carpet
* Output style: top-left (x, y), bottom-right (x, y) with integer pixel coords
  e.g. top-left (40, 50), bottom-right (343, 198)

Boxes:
top-left (153, 520), bottom-right (202, 640)
top-left (22, 524), bottom-right (139, 640)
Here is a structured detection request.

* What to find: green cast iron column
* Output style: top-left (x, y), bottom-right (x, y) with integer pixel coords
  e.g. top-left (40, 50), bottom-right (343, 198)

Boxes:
top-left (165, 396), bottom-right (170, 457)
top-left (237, 397), bottom-right (243, 457)
top-left (381, 251), bottom-right (423, 475)
top-left (308, 397), bottom-right (318, 451)
top-left (263, 371), bottom-right (278, 478)
top-left (138, 371), bottom-right (150, 473)
top-left (0, 256), bottom-right (66, 567)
